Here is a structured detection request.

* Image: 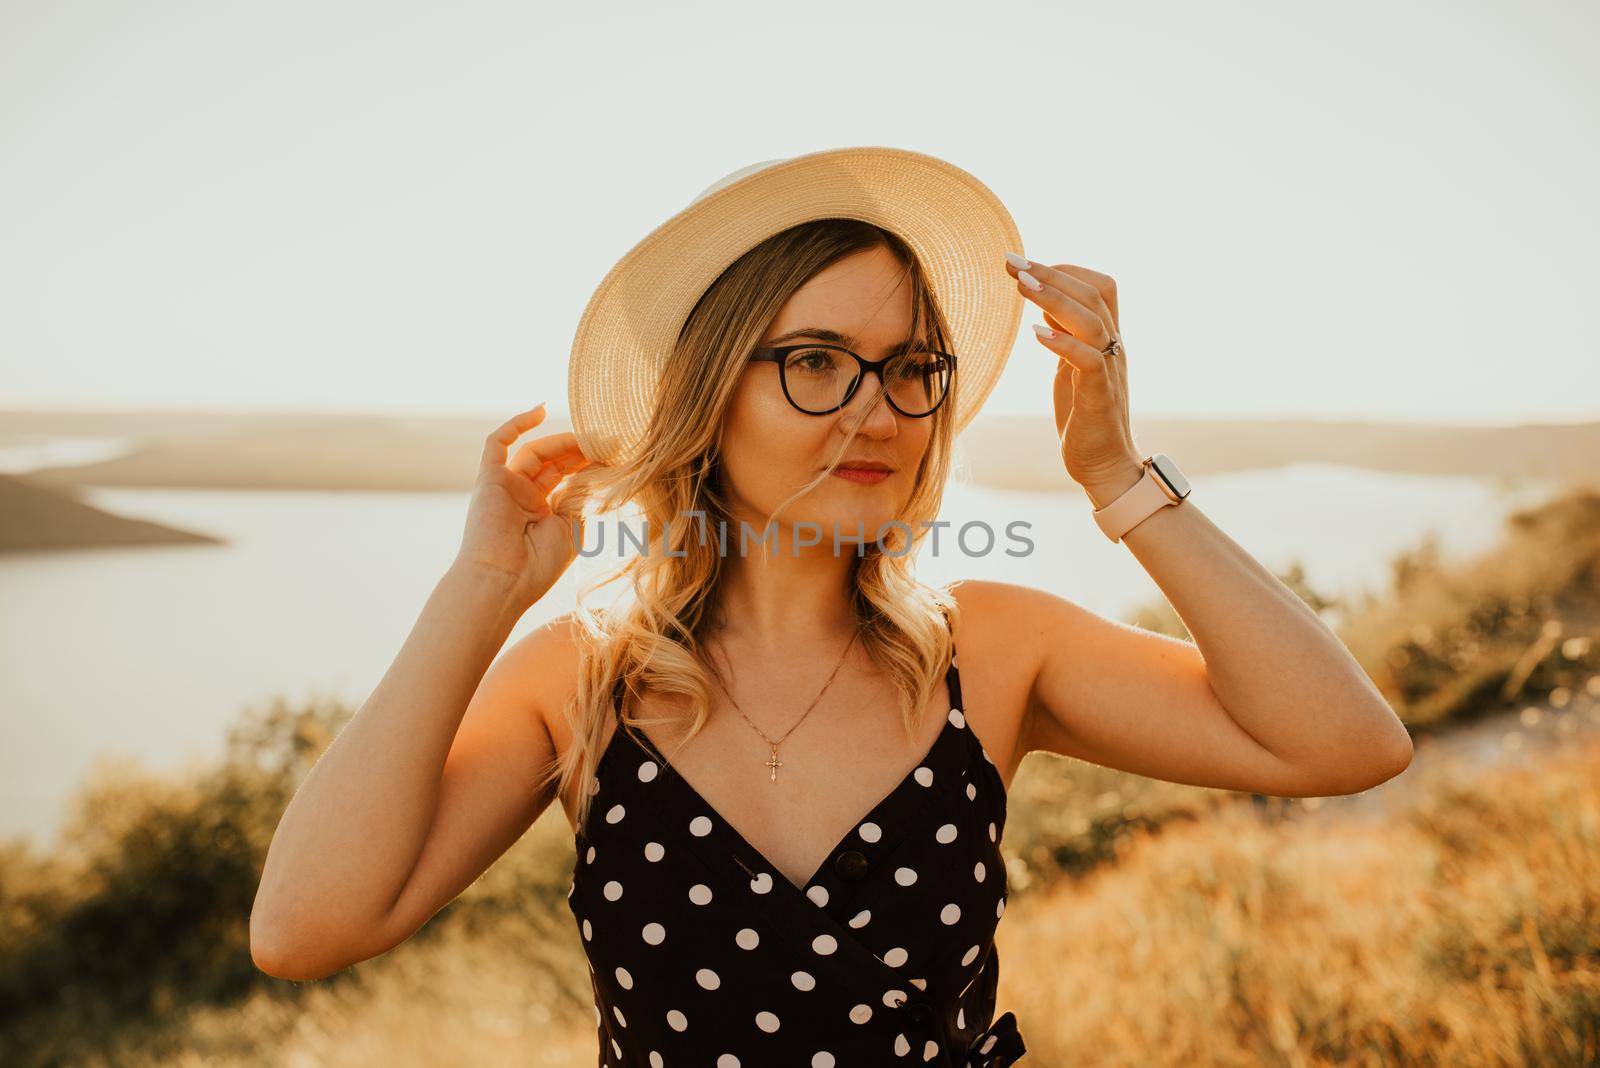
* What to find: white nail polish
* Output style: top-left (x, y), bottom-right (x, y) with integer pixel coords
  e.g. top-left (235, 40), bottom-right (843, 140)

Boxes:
top-left (1018, 270), bottom-right (1043, 292)
top-left (1032, 324), bottom-right (1055, 339)
top-left (1005, 252), bottom-right (1030, 270)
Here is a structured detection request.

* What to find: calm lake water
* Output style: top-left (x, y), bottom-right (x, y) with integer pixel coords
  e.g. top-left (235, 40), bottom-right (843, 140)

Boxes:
top-left (0, 464), bottom-right (1559, 845)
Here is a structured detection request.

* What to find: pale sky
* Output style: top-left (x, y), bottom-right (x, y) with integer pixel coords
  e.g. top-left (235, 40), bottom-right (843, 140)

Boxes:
top-left (2, 0), bottom-right (1595, 426)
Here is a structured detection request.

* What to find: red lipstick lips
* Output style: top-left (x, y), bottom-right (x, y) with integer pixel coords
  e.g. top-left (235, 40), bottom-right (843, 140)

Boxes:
top-left (832, 460), bottom-right (893, 484)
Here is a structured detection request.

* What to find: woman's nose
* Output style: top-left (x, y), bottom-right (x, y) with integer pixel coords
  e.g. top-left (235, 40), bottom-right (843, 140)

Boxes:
top-left (842, 371), bottom-right (898, 432)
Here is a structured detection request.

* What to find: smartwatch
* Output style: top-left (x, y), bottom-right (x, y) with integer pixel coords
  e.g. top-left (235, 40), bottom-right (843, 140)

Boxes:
top-left (1091, 453), bottom-right (1191, 543)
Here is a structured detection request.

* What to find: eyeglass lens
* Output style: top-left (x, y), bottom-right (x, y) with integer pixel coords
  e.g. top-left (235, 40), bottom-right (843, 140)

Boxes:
top-left (781, 348), bottom-right (951, 415)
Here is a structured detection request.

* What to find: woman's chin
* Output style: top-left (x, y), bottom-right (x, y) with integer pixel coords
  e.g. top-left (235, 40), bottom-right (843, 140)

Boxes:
top-left (813, 505), bottom-right (901, 541)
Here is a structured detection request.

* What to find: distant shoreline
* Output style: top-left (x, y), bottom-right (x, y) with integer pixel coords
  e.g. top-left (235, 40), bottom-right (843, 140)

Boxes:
top-left (2, 409), bottom-right (1595, 553)
top-left (0, 473), bottom-right (224, 554)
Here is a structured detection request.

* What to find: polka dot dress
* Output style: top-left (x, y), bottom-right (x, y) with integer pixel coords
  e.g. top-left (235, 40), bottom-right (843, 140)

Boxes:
top-left (565, 638), bottom-right (1027, 1066)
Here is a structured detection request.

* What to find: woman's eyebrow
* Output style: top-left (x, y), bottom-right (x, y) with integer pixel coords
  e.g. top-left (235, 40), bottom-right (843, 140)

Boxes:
top-left (761, 327), bottom-right (926, 355)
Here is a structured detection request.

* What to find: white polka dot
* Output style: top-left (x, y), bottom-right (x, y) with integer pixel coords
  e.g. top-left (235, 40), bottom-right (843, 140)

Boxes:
top-left (690, 815), bottom-right (713, 836)
top-left (689, 883), bottom-right (713, 906)
top-left (645, 841), bottom-right (665, 862)
top-left (980, 1035), bottom-right (998, 1054)
top-left (923, 1038), bottom-right (940, 1060)
top-left (613, 1004), bottom-right (627, 1028)
top-left (958, 1007), bottom-right (966, 1029)
top-left (736, 927), bottom-right (760, 950)
top-left (750, 871), bottom-right (773, 894)
top-left (806, 884), bottom-right (829, 907)
top-left (935, 823), bottom-right (958, 844)
top-left (988, 821), bottom-right (997, 842)
top-left (883, 946), bottom-right (908, 967)
top-left (717, 1055), bottom-right (740, 1068)
top-left (603, 880), bottom-right (624, 901)
top-left (849, 1004), bottom-right (873, 1024)
top-left (637, 760), bottom-right (658, 782)
top-left (858, 822), bottom-right (882, 843)
top-left (941, 903), bottom-right (962, 924)
top-left (962, 944), bottom-right (981, 966)
top-left (974, 861), bottom-right (986, 882)
top-left (696, 967), bottom-right (720, 990)
top-left (913, 766), bottom-right (933, 787)
top-left (615, 966), bottom-right (633, 989)
top-left (951, 654), bottom-right (958, 668)
top-left (792, 970), bottom-right (816, 991)
top-left (586, 845), bottom-right (596, 864)
top-left (909, 977), bottom-right (926, 990)
top-left (812, 1054), bottom-right (835, 1068)
top-left (895, 866), bottom-right (918, 886)
top-left (642, 921), bottom-right (666, 944)
top-left (812, 933), bottom-right (837, 955)
top-left (605, 803), bottom-right (626, 824)
top-left (966, 782), bottom-right (977, 801)
top-left (848, 909), bottom-right (871, 928)
top-left (613, 1037), bottom-right (622, 1058)
top-left (667, 1009), bottom-right (688, 1031)
top-left (589, 776), bottom-right (600, 795)
top-left (883, 988), bottom-right (907, 1008)
top-left (997, 896), bottom-right (1007, 918)
top-left (949, 708), bottom-right (966, 728)
top-left (582, 919), bottom-right (592, 941)
top-left (651, 1053), bottom-right (664, 1068)
top-left (755, 1011), bottom-right (780, 1033)
top-left (894, 1033), bottom-right (911, 1056)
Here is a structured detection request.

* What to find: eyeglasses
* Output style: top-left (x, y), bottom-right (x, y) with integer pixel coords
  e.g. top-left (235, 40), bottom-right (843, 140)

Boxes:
top-left (747, 344), bottom-right (956, 418)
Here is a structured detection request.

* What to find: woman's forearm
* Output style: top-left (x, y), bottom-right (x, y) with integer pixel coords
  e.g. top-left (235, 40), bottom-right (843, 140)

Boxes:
top-left (1084, 467), bottom-right (1413, 786)
top-left (250, 560), bottom-right (526, 965)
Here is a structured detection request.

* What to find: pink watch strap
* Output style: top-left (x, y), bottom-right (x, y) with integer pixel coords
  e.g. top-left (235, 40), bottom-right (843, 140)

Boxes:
top-left (1091, 458), bottom-right (1183, 542)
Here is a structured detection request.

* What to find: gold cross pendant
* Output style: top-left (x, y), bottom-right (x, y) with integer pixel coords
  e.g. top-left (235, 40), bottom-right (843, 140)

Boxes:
top-left (765, 747), bottom-right (784, 782)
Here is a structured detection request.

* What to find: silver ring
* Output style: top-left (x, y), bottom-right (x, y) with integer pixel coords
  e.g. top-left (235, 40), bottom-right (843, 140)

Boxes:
top-left (1101, 335), bottom-right (1123, 358)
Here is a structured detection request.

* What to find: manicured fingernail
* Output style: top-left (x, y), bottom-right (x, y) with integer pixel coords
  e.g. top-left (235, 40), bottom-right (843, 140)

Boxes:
top-left (1032, 324), bottom-right (1055, 339)
top-left (1005, 252), bottom-right (1030, 270)
top-left (1018, 270), bottom-right (1043, 292)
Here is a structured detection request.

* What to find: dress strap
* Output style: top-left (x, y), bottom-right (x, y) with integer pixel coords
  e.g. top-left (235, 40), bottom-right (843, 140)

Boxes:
top-left (940, 604), bottom-right (964, 712)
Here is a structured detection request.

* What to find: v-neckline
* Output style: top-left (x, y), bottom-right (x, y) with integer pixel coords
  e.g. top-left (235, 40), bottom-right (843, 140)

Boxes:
top-left (620, 708), bottom-right (957, 893)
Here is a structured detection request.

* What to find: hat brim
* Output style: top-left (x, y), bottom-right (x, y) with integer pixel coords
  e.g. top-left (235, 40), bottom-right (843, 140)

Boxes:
top-left (568, 146), bottom-right (1024, 467)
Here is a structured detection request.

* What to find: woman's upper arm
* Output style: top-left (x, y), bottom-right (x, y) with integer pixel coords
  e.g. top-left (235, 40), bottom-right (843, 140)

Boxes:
top-left (1002, 583), bottom-right (1301, 795)
top-left (368, 614), bottom-right (578, 953)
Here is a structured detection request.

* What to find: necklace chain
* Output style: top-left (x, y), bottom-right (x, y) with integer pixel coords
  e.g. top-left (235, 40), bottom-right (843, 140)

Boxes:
top-left (704, 628), bottom-right (859, 783)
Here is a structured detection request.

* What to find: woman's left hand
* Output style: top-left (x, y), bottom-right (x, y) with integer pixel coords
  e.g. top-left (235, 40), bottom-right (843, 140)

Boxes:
top-left (1004, 254), bottom-right (1145, 502)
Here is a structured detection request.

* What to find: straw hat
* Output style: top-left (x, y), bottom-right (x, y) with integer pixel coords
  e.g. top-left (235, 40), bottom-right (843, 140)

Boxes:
top-left (566, 145), bottom-right (1025, 467)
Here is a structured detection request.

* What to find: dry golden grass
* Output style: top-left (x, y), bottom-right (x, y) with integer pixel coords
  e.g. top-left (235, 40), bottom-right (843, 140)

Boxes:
top-left (995, 734), bottom-right (1600, 1068)
top-left (107, 930), bottom-right (597, 1068)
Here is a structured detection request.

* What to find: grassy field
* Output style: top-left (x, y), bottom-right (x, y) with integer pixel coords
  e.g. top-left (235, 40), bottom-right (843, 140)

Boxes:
top-left (3, 483), bottom-right (1597, 1066)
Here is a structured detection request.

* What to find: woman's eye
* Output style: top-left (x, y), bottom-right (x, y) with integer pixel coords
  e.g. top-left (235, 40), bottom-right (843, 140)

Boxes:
top-left (788, 350), bottom-right (838, 374)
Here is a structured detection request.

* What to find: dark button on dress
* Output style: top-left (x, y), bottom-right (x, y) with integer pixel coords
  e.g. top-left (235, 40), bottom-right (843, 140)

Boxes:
top-left (566, 637), bottom-right (1027, 1066)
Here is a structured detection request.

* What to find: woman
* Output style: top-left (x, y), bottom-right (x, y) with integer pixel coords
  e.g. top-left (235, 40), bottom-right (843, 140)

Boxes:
top-left (250, 148), bottom-right (1413, 1066)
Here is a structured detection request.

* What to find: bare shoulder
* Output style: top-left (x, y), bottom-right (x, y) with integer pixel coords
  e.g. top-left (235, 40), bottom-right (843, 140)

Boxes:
top-left (945, 577), bottom-right (1078, 662)
top-left (943, 579), bottom-right (1071, 786)
top-left (494, 612), bottom-right (591, 819)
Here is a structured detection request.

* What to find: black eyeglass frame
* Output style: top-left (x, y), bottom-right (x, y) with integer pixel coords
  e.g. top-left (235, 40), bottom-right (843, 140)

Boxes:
top-left (747, 344), bottom-right (958, 418)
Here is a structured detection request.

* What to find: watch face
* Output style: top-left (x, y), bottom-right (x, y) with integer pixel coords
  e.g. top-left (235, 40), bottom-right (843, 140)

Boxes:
top-left (1149, 453), bottom-right (1191, 499)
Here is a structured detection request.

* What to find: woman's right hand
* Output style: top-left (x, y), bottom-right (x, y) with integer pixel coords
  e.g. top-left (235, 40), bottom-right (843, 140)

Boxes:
top-left (453, 403), bottom-right (593, 610)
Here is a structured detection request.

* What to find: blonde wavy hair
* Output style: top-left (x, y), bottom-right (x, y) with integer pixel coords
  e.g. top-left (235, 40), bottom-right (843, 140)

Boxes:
top-left (545, 217), bottom-right (967, 838)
